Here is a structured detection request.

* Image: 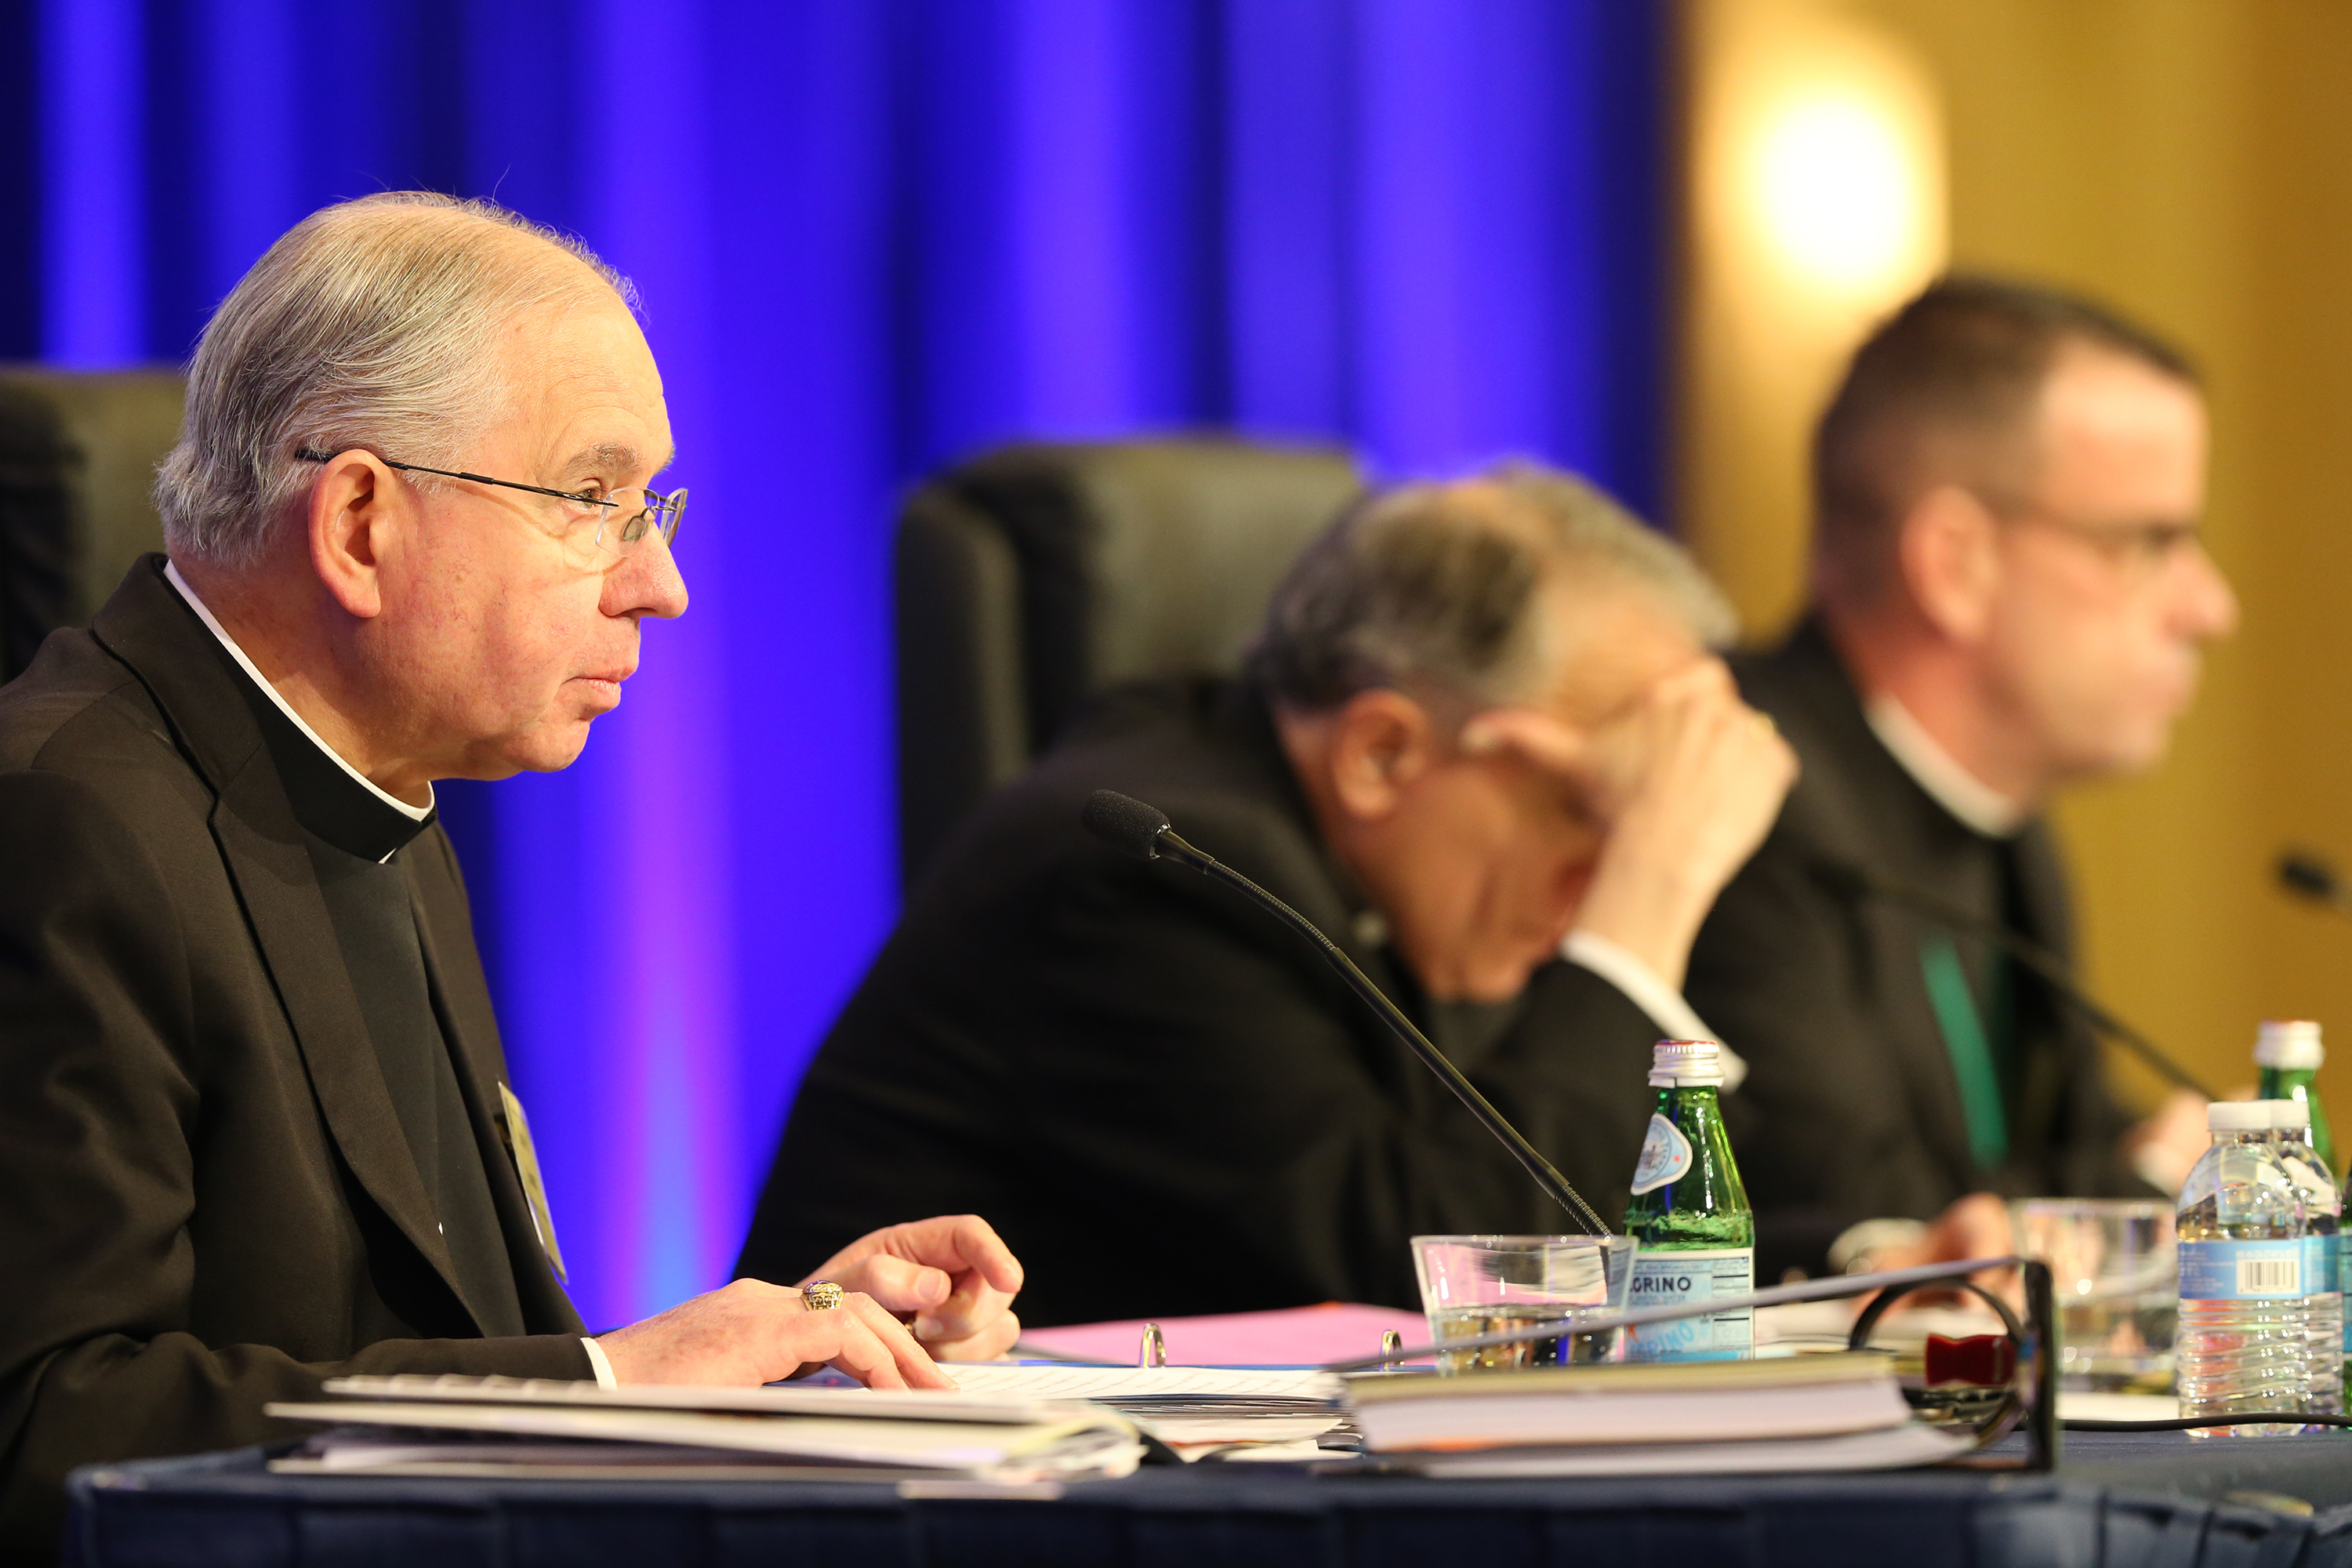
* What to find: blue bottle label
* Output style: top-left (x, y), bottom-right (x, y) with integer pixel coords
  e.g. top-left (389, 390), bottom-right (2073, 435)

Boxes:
top-left (1629, 1114), bottom-right (1693, 1196)
top-left (1624, 1247), bottom-right (1753, 1362)
top-left (2177, 1239), bottom-right (2307, 1300)
top-left (2339, 1237), bottom-right (2352, 1355)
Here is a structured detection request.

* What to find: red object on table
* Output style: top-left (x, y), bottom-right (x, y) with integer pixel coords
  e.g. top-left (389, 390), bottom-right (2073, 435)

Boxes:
top-left (1924, 1332), bottom-right (2016, 1388)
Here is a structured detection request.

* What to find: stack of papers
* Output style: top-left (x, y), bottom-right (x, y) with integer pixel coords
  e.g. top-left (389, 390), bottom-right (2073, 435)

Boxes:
top-left (265, 1375), bottom-right (1145, 1484)
top-left (1346, 1352), bottom-right (1976, 1476)
top-left (946, 1365), bottom-right (1345, 1458)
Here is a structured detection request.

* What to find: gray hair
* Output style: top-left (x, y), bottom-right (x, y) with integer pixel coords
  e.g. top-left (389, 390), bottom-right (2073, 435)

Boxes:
top-left (155, 191), bottom-right (636, 569)
top-left (1249, 462), bottom-right (1737, 712)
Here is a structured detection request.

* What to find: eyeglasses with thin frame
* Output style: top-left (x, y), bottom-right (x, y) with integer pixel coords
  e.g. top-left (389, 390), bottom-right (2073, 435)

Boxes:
top-left (293, 447), bottom-right (686, 558)
top-left (1988, 500), bottom-right (2206, 580)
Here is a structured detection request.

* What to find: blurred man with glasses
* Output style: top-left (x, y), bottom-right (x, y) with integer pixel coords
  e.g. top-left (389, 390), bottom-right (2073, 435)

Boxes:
top-left (1684, 278), bottom-right (2239, 1283)
top-left (0, 193), bottom-right (1020, 1557)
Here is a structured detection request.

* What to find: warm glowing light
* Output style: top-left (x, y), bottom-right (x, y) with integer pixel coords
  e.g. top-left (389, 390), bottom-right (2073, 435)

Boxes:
top-left (1679, 3), bottom-right (1949, 632)
top-left (1751, 92), bottom-right (1927, 295)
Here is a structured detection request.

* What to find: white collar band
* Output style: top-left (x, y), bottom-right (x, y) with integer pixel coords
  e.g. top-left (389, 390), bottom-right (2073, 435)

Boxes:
top-left (1862, 691), bottom-right (2025, 839)
top-left (163, 559), bottom-right (434, 826)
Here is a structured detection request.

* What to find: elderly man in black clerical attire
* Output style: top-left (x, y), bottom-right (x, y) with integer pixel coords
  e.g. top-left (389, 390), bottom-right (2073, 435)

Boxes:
top-left (1684, 278), bottom-right (2238, 1281)
top-left (0, 194), bottom-right (1021, 1557)
top-left (740, 467), bottom-right (1798, 1327)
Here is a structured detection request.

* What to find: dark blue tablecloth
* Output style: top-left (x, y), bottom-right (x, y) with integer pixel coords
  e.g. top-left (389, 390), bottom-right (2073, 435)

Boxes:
top-left (60, 1432), bottom-right (2352, 1568)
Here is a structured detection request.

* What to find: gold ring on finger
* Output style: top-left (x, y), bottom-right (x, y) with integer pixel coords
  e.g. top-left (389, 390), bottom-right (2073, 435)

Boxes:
top-left (801, 1280), bottom-right (844, 1312)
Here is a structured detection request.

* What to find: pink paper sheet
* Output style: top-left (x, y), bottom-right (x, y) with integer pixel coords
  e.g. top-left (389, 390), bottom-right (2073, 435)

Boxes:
top-left (1018, 1301), bottom-right (1430, 1367)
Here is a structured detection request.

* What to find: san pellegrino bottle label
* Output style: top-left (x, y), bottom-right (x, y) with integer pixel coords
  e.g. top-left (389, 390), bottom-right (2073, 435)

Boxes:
top-left (1624, 1247), bottom-right (1754, 1361)
top-left (1623, 1040), bottom-right (1753, 1364)
top-left (2178, 1238), bottom-right (2307, 1299)
top-left (1630, 1114), bottom-right (1693, 1196)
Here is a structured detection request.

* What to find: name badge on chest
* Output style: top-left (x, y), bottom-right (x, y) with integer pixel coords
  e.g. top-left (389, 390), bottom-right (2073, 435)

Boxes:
top-left (497, 1082), bottom-right (568, 1283)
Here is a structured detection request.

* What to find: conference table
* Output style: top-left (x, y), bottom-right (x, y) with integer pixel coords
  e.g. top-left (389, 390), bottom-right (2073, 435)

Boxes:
top-left (61, 1429), bottom-right (2352, 1568)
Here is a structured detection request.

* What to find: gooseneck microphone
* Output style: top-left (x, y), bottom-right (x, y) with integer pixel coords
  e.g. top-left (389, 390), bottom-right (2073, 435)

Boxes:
top-left (1080, 789), bottom-right (1610, 1235)
top-left (1810, 859), bottom-right (2217, 1100)
top-left (2279, 849), bottom-right (2352, 918)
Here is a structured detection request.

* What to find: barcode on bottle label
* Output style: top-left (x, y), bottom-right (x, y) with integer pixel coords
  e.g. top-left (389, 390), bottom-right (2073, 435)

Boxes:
top-left (2178, 1239), bottom-right (2307, 1301)
top-left (2239, 1255), bottom-right (2302, 1294)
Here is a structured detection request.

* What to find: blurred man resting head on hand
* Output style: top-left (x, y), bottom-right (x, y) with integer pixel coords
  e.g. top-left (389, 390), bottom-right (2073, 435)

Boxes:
top-left (0, 194), bottom-right (1020, 1559)
top-left (1685, 277), bottom-right (2238, 1279)
top-left (739, 466), bottom-right (1795, 1327)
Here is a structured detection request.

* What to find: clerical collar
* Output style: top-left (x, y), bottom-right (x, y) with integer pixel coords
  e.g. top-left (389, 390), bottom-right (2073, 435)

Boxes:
top-left (164, 560), bottom-right (436, 864)
top-left (1862, 690), bottom-right (2027, 839)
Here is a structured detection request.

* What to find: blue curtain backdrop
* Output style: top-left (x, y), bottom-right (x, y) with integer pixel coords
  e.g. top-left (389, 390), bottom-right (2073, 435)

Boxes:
top-left (5, 0), bottom-right (1671, 1331)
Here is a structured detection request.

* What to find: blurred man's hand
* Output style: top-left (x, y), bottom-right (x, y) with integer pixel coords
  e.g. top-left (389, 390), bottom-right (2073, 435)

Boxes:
top-left (1837, 1192), bottom-right (2016, 1307)
top-left (1903, 1192), bottom-right (2014, 1269)
top-left (1467, 659), bottom-right (1798, 987)
top-left (2122, 1087), bottom-right (2212, 1195)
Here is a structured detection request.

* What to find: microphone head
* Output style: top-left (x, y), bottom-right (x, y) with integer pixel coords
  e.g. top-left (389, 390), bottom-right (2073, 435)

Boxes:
top-left (1082, 790), bottom-right (1173, 861)
top-left (2280, 849), bottom-right (2341, 902)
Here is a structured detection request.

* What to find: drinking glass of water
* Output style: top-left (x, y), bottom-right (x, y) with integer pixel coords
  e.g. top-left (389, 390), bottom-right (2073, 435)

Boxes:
top-left (2010, 1198), bottom-right (2178, 1392)
top-left (1412, 1234), bottom-right (1637, 1374)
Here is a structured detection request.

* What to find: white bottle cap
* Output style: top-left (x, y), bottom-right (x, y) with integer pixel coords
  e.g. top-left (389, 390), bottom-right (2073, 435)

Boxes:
top-left (1649, 1039), bottom-right (1725, 1087)
top-left (2268, 1099), bottom-right (2314, 1132)
top-left (2210, 1101), bottom-right (2279, 1132)
top-left (2256, 1019), bottom-right (2325, 1070)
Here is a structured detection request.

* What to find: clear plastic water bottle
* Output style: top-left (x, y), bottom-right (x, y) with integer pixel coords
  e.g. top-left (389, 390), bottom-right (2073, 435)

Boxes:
top-left (2176, 1101), bottom-right (2310, 1436)
top-left (2265, 1098), bottom-right (2344, 1420)
top-left (1623, 1040), bottom-right (1754, 1363)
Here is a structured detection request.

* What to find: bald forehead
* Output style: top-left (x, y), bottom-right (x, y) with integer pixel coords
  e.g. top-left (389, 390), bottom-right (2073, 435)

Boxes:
top-left (1532, 580), bottom-right (1703, 723)
top-left (2034, 340), bottom-right (2203, 437)
top-left (488, 287), bottom-right (673, 481)
top-left (2028, 343), bottom-right (2205, 516)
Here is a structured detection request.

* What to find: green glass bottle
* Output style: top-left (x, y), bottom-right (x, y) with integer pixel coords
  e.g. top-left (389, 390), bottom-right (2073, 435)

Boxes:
top-left (2257, 1020), bottom-right (2334, 1173)
top-left (1624, 1039), bottom-right (1755, 1362)
top-left (2255, 1019), bottom-right (2343, 1399)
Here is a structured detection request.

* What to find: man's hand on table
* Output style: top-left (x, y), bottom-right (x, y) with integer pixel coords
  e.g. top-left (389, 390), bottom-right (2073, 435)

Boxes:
top-left (1893, 1192), bottom-right (2014, 1272)
top-left (595, 1214), bottom-right (1024, 1388)
top-left (802, 1214), bottom-right (1025, 1361)
top-left (594, 1279), bottom-right (956, 1388)
top-left (1835, 1192), bottom-right (2017, 1306)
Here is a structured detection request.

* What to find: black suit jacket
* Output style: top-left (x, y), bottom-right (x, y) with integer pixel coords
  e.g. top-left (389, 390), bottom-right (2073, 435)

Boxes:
top-left (1686, 619), bottom-right (2147, 1277)
top-left (0, 559), bottom-right (591, 1559)
top-left (737, 680), bottom-right (1665, 1327)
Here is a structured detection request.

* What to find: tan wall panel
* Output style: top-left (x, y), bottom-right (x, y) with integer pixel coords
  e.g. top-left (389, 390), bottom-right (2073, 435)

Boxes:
top-left (1679, 1), bottom-right (2352, 1120)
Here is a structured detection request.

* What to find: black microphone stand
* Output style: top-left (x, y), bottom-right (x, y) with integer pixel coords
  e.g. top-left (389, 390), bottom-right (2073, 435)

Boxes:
top-left (1816, 862), bottom-right (2216, 1099)
top-left (1088, 792), bottom-right (1611, 1236)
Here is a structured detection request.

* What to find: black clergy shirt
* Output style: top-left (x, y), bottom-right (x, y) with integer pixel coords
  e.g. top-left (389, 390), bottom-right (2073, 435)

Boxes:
top-left (170, 570), bottom-right (527, 1339)
top-left (0, 555), bottom-right (599, 1562)
top-left (739, 676), bottom-right (1679, 1325)
top-left (1686, 618), bottom-right (2148, 1277)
